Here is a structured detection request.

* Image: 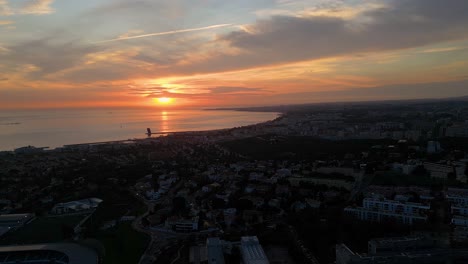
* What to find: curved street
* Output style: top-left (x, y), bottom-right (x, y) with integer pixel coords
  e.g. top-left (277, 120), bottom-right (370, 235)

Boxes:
top-left (132, 181), bottom-right (185, 264)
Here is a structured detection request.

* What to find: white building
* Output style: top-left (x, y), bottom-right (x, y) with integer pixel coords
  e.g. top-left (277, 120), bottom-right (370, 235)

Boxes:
top-left (51, 198), bottom-right (102, 215)
top-left (344, 198), bottom-right (429, 225)
top-left (452, 206), bottom-right (468, 216)
top-left (207, 237), bottom-right (225, 264)
top-left (452, 216), bottom-right (468, 227)
top-left (345, 207), bottom-right (427, 225)
top-left (427, 141), bottom-right (442, 154)
top-left (423, 162), bottom-right (454, 179)
top-left (240, 236), bottom-right (269, 264)
top-left (165, 216), bottom-right (199, 233)
top-left (447, 194), bottom-right (468, 207)
top-left (363, 198), bottom-right (430, 215)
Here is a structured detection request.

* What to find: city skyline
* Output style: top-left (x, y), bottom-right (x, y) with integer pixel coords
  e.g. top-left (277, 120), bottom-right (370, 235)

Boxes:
top-left (1, 0), bottom-right (468, 109)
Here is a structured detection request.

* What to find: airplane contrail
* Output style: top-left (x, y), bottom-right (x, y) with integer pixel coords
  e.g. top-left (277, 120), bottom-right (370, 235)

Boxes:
top-left (94, 23), bottom-right (234, 44)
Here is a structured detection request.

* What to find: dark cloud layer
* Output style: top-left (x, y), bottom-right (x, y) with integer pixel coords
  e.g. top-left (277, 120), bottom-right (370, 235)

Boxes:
top-left (174, 0), bottom-right (468, 74)
top-left (267, 79), bottom-right (468, 104)
top-left (1, 38), bottom-right (99, 78)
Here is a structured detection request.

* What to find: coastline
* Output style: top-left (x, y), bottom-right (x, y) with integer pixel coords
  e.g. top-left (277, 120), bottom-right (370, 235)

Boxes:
top-left (62, 112), bottom-right (284, 149)
top-left (204, 107), bottom-right (283, 113)
top-left (1, 109), bottom-right (283, 152)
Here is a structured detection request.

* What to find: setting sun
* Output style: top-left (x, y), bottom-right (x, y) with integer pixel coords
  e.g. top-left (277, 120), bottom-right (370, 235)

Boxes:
top-left (156, 97), bottom-right (174, 104)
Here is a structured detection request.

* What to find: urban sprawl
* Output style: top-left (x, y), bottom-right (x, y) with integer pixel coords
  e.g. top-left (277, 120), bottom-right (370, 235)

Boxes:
top-left (1, 100), bottom-right (468, 263)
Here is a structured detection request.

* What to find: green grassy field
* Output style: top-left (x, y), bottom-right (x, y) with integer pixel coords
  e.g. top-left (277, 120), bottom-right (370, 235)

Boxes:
top-left (0, 215), bottom-right (85, 245)
top-left (96, 223), bottom-right (149, 264)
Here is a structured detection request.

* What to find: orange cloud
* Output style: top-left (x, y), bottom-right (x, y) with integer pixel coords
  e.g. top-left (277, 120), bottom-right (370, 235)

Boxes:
top-left (0, 20), bottom-right (14, 25)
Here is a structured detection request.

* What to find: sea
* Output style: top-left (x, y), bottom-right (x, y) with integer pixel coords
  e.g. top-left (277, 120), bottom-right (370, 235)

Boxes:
top-left (0, 108), bottom-right (279, 151)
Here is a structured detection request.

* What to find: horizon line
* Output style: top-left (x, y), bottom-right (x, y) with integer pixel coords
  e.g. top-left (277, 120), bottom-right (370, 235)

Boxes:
top-left (2, 94), bottom-right (467, 111)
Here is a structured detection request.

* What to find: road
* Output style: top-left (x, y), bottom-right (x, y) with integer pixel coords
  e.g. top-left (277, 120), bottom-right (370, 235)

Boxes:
top-left (347, 172), bottom-right (375, 203)
top-left (132, 181), bottom-right (186, 264)
top-left (170, 245), bottom-right (184, 264)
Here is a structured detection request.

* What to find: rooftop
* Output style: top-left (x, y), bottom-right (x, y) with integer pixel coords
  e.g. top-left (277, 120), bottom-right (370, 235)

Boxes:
top-left (0, 243), bottom-right (98, 264)
top-left (241, 236), bottom-right (269, 264)
top-left (369, 236), bottom-right (426, 247)
top-left (206, 238), bottom-right (225, 264)
top-left (0, 214), bottom-right (34, 223)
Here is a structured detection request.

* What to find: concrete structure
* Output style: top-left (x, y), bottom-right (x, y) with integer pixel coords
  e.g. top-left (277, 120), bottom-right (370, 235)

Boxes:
top-left (190, 245), bottom-right (208, 264)
top-left (336, 236), bottom-right (468, 264)
top-left (51, 198), bottom-right (103, 215)
top-left (165, 216), bottom-right (199, 233)
top-left (447, 194), bottom-right (468, 207)
top-left (345, 207), bottom-right (427, 225)
top-left (452, 205), bottom-right (468, 216)
top-left (0, 243), bottom-right (99, 264)
top-left (240, 236), bottom-right (269, 264)
top-left (363, 198), bottom-right (430, 215)
top-left (0, 213), bottom-right (34, 229)
top-left (206, 237), bottom-right (225, 264)
top-left (452, 216), bottom-right (468, 227)
top-left (427, 141), bottom-right (442, 154)
top-left (201, 236), bottom-right (269, 264)
top-left (423, 162), bottom-right (454, 179)
top-left (367, 236), bottom-right (434, 255)
top-left (345, 198), bottom-right (429, 225)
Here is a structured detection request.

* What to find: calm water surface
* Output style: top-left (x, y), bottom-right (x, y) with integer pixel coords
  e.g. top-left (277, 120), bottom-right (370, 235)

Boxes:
top-left (0, 108), bottom-right (279, 151)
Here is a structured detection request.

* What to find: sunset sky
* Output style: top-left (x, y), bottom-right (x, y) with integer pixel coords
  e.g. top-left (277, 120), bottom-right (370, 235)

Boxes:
top-left (1, 0), bottom-right (468, 109)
